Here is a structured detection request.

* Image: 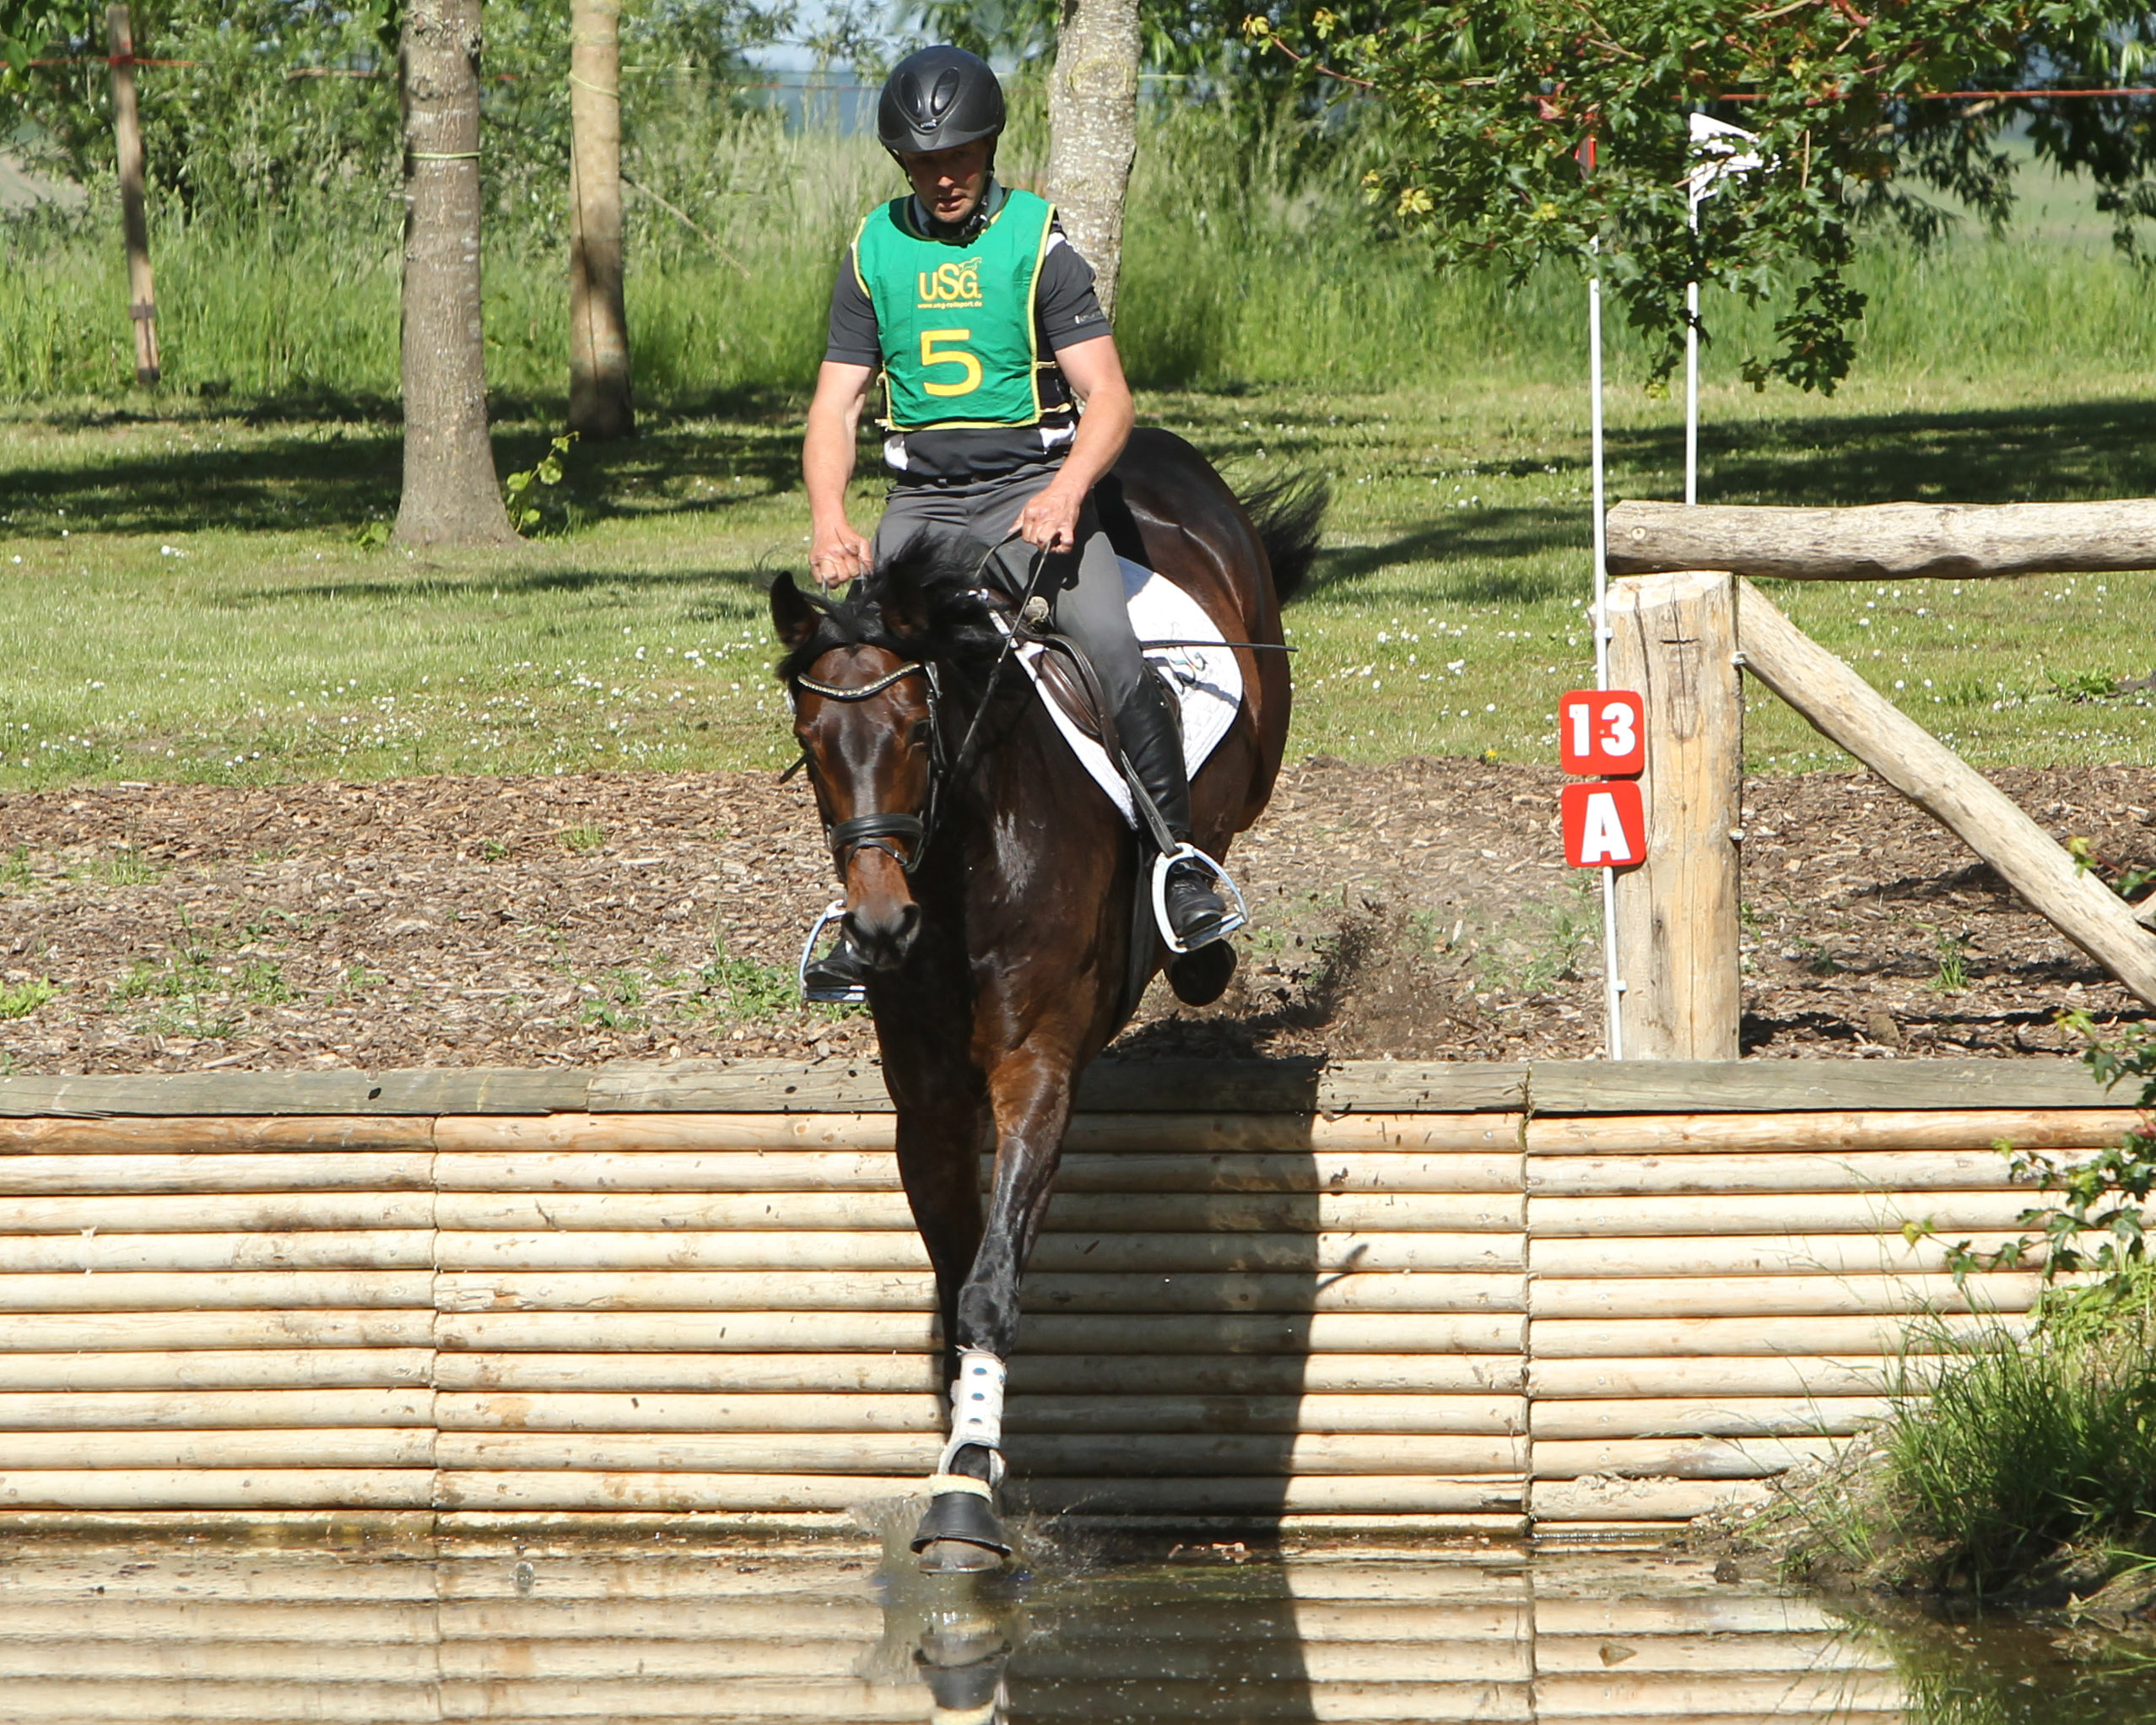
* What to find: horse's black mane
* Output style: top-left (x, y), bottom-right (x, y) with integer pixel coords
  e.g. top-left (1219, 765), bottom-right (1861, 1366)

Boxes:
top-left (775, 533), bottom-right (1006, 686)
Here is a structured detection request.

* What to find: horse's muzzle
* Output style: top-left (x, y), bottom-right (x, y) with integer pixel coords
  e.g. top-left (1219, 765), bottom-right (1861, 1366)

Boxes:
top-left (845, 898), bottom-right (921, 970)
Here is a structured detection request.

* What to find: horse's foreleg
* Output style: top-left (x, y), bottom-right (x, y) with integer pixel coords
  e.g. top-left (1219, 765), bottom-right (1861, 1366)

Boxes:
top-left (893, 1094), bottom-right (989, 1392)
top-left (911, 1051), bottom-right (1073, 1571)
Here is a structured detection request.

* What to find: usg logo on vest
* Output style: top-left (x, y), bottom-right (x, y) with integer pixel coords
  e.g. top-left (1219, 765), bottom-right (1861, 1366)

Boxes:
top-left (917, 259), bottom-right (983, 308)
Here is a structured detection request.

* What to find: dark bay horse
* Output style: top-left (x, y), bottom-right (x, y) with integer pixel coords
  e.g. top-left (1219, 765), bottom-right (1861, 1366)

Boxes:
top-left (770, 428), bottom-right (1323, 1569)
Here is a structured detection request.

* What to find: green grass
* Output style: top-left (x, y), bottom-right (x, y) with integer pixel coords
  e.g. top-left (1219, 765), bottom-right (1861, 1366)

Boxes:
top-left (3, 120), bottom-right (2154, 788)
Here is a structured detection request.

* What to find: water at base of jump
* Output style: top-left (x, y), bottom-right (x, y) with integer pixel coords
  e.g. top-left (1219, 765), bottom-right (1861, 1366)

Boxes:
top-left (6, 1519), bottom-right (2154, 1724)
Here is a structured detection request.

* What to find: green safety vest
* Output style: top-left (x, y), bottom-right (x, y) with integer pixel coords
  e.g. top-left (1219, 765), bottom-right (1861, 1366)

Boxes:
top-left (852, 187), bottom-right (1056, 432)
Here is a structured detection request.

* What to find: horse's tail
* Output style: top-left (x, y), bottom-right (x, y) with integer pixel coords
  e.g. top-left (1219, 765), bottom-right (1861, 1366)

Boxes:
top-left (1240, 472), bottom-right (1329, 606)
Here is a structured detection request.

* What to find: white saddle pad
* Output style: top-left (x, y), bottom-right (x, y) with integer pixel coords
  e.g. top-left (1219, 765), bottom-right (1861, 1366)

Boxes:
top-left (1008, 557), bottom-right (1244, 829)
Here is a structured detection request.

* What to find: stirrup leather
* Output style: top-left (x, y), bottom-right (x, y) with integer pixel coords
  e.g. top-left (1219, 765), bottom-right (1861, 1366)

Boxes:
top-left (1151, 842), bottom-right (1249, 955)
top-left (797, 900), bottom-right (866, 1004)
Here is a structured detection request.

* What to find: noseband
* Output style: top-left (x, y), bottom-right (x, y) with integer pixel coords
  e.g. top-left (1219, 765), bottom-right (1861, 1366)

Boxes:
top-left (790, 658), bottom-right (948, 876)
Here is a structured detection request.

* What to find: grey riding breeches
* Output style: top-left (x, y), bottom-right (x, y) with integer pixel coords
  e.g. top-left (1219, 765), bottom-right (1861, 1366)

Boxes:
top-left (871, 465), bottom-right (1148, 715)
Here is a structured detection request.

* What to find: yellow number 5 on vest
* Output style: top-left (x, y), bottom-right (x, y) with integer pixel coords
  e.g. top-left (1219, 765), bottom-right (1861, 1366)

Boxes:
top-left (920, 329), bottom-right (982, 397)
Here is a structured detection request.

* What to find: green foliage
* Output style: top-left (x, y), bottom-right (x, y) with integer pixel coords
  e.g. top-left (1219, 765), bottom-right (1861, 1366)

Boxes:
top-left (0, 0), bottom-right (787, 235)
top-left (1876, 1316), bottom-right (2156, 1593)
top-left (1251, 0), bottom-right (2156, 392)
top-left (504, 430), bottom-right (579, 536)
top-left (0, 976), bottom-right (57, 1018)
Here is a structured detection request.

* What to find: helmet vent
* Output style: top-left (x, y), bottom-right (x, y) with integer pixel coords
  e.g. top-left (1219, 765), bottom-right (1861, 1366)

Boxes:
top-left (928, 68), bottom-right (959, 119)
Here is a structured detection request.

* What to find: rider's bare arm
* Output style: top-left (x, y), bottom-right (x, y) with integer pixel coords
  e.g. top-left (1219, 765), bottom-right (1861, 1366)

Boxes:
top-left (804, 360), bottom-right (877, 587)
top-left (1014, 334), bottom-right (1135, 554)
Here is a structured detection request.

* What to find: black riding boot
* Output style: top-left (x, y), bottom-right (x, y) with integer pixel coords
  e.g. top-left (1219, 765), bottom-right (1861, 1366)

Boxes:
top-left (1116, 673), bottom-right (1231, 951)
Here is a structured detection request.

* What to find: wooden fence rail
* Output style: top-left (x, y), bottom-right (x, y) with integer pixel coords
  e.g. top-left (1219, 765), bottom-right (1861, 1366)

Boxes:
top-left (0, 1061), bottom-right (2128, 1533)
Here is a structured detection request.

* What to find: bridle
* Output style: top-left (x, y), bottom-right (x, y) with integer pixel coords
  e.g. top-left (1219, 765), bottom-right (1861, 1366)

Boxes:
top-left (784, 538), bottom-right (1047, 884)
top-left (789, 656), bottom-right (948, 877)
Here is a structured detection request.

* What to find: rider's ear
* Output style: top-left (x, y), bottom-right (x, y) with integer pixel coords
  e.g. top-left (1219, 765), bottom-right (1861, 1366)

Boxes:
top-left (770, 573), bottom-right (821, 652)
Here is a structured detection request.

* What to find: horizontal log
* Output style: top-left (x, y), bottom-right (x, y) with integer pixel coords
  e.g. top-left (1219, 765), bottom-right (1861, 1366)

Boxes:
top-left (0, 1392), bottom-right (434, 1430)
top-left (437, 1430), bottom-right (1523, 1476)
top-left (433, 1230), bottom-right (1522, 1276)
top-left (0, 1272), bottom-right (434, 1312)
top-left (0, 1641), bottom-right (446, 1684)
top-left (1523, 1107), bottom-right (2132, 1155)
top-left (432, 1153), bottom-right (1526, 1202)
top-left (434, 1189), bottom-right (1521, 1234)
top-left (0, 1469), bottom-right (435, 1510)
top-left (1605, 495), bottom-right (2156, 581)
top-left (1531, 1273), bottom-right (2040, 1319)
top-left (1530, 1397), bottom-right (1894, 1441)
top-left (0, 1155), bottom-right (435, 1196)
top-left (0, 1350), bottom-right (437, 1393)
top-left (1529, 1474), bottom-right (1770, 1525)
top-left (0, 1311), bottom-right (437, 1353)
top-left (1525, 1149), bottom-right (2042, 1196)
top-left (1528, 1355), bottom-right (1914, 1400)
top-left (1530, 1231), bottom-right (2056, 1280)
top-left (0, 1116), bottom-right (435, 1155)
top-left (1532, 1313), bottom-right (2020, 1358)
top-left (1533, 1435), bottom-right (1844, 1480)
top-left (1527, 1191), bottom-right (2038, 1236)
top-left (435, 1392), bottom-right (1526, 1437)
top-left (1536, 1668), bottom-right (1903, 1717)
top-left (437, 1310), bottom-right (1526, 1355)
top-left (1741, 579), bottom-right (2156, 1007)
top-left (1532, 1631), bottom-right (1893, 1674)
top-left (434, 1269), bottom-right (1527, 1316)
top-left (438, 1351), bottom-right (1526, 1397)
top-left (0, 1194), bottom-right (439, 1234)
top-left (0, 1429), bottom-right (434, 1468)
top-left (0, 1597), bottom-right (441, 1641)
top-left (0, 1232), bottom-right (435, 1274)
top-left (435, 1110), bottom-right (1522, 1155)
top-left (1533, 1596), bottom-right (1841, 1635)
top-left (433, 1470), bottom-right (1526, 1516)
top-left (1527, 1061), bottom-right (2116, 1117)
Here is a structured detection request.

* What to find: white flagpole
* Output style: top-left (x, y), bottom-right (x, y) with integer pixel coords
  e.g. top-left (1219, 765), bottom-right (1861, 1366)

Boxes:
top-left (1685, 208), bottom-right (1700, 507)
top-left (1589, 244), bottom-right (1624, 1060)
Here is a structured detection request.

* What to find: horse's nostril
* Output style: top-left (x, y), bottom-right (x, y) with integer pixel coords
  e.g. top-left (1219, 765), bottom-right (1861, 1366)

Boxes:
top-left (846, 900), bottom-right (921, 967)
top-left (894, 902), bottom-right (921, 949)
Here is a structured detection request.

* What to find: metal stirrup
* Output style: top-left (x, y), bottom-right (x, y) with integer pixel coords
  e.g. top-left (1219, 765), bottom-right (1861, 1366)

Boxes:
top-left (1153, 842), bottom-right (1248, 955)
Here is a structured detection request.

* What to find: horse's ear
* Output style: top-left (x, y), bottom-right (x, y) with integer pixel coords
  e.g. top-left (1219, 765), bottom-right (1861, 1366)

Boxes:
top-left (770, 573), bottom-right (820, 652)
top-left (878, 552), bottom-right (932, 644)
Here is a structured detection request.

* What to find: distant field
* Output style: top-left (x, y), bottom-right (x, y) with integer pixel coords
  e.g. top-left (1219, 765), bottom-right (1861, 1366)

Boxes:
top-left (2, 364), bottom-right (2153, 794)
top-left (3, 120), bottom-right (2154, 792)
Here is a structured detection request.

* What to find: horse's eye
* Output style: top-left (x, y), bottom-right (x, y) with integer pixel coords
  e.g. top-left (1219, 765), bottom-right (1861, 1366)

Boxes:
top-left (909, 719), bottom-right (933, 745)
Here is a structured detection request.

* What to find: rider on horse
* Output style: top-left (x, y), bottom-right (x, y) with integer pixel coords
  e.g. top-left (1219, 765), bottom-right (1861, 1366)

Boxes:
top-left (799, 45), bottom-right (1231, 997)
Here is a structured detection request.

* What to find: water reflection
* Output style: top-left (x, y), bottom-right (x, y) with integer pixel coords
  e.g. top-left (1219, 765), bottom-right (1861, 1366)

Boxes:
top-left (1, 1530), bottom-right (2152, 1722)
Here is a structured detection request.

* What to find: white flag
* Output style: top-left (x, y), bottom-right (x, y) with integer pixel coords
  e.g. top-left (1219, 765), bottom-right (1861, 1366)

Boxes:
top-left (1686, 112), bottom-right (1764, 212)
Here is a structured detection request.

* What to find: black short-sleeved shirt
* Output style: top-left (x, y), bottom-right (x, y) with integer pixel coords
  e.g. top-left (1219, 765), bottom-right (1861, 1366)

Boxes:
top-left (825, 181), bottom-right (1111, 483)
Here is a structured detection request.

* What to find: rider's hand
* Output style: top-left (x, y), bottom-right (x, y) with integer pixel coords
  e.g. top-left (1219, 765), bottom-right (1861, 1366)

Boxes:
top-left (809, 521), bottom-right (873, 590)
top-left (1015, 482), bottom-right (1083, 554)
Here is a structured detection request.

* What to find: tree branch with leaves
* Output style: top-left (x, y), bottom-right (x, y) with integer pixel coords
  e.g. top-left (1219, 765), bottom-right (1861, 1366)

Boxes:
top-left (1247, 0), bottom-right (2155, 393)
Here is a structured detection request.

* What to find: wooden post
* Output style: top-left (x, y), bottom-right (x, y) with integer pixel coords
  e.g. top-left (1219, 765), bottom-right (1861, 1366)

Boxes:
top-left (1607, 570), bottom-right (1742, 1059)
top-left (105, 4), bottom-right (159, 386)
top-left (566, 0), bottom-right (633, 440)
top-left (1737, 579), bottom-right (2156, 1008)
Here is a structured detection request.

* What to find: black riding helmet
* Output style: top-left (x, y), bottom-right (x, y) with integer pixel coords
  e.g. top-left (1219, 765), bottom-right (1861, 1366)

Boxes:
top-left (877, 46), bottom-right (1005, 160)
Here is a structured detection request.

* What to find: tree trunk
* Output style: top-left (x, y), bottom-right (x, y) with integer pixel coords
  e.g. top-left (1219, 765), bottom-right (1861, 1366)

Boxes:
top-left (1045, 0), bottom-right (1141, 322)
top-left (104, 5), bottom-right (159, 386)
top-left (394, 0), bottom-right (514, 546)
top-left (567, 0), bottom-right (633, 440)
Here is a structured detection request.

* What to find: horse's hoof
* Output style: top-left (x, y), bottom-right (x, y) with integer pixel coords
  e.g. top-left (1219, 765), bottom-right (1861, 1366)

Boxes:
top-left (916, 1536), bottom-right (1006, 1574)
top-left (1167, 938), bottom-right (1236, 1006)
top-left (911, 1489), bottom-right (1010, 1571)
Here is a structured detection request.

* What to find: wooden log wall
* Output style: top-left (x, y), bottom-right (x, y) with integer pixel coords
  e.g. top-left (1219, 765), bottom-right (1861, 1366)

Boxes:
top-left (0, 1542), bottom-right (1901, 1723)
top-left (0, 1060), bottom-right (2129, 1531)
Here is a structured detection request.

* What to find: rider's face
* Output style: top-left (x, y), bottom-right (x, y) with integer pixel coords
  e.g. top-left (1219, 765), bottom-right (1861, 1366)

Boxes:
top-left (900, 140), bottom-right (991, 226)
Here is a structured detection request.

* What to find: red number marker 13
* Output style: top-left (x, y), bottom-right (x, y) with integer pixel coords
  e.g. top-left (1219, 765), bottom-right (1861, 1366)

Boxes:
top-left (1558, 690), bottom-right (1645, 777)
